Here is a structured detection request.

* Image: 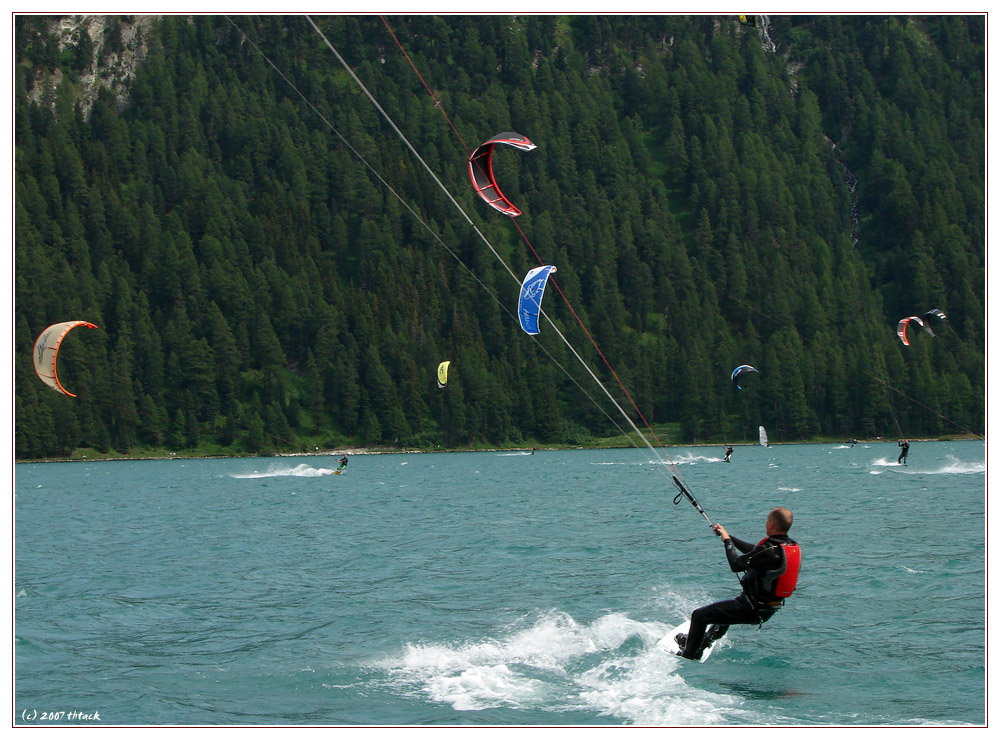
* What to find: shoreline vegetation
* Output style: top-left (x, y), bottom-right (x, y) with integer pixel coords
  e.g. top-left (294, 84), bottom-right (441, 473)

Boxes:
top-left (14, 17), bottom-right (985, 464)
top-left (15, 433), bottom-right (978, 464)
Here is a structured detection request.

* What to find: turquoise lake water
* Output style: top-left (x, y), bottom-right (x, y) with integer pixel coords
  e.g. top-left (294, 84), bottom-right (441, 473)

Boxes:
top-left (14, 440), bottom-right (985, 726)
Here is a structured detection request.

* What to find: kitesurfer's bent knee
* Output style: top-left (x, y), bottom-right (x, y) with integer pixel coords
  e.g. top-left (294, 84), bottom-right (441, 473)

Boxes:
top-left (683, 597), bottom-right (773, 659)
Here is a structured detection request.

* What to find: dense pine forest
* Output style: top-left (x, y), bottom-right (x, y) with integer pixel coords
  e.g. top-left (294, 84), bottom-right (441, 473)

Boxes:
top-left (14, 15), bottom-right (985, 459)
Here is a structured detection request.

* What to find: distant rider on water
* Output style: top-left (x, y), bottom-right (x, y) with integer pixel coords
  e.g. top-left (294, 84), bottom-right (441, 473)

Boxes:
top-left (897, 439), bottom-right (910, 466)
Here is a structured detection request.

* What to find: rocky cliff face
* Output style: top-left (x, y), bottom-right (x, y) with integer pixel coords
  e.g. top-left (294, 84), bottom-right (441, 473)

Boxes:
top-left (27, 15), bottom-right (159, 118)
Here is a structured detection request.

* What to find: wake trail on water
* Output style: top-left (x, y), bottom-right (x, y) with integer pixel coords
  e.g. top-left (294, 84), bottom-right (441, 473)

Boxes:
top-left (367, 609), bottom-right (773, 725)
top-left (868, 455), bottom-right (984, 476)
top-left (651, 453), bottom-right (725, 465)
top-left (228, 463), bottom-right (336, 479)
top-left (587, 453), bottom-right (725, 466)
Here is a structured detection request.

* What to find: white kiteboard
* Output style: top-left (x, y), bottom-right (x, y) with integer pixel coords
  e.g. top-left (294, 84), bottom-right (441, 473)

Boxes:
top-left (656, 620), bottom-right (715, 663)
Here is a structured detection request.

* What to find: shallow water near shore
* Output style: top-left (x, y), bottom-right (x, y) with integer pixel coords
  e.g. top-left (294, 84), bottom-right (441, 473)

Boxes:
top-left (14, 440), bottom-right (985, 725)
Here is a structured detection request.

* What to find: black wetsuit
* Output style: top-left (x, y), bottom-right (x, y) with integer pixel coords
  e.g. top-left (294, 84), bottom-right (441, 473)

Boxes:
top-left (682, 533), bottom-right (797, 659)
top-left (897, 441), bottom-right (909, 465)
top-left (724, 447), bottom-right (733, 462)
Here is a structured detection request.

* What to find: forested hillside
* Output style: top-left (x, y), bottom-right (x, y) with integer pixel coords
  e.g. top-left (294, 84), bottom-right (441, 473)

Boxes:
top-left (14, 15), bottom-right (985, 459)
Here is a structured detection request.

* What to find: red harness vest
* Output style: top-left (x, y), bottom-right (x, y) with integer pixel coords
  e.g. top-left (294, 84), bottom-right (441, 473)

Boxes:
top-left (757, 538), bottom-right (801, 599)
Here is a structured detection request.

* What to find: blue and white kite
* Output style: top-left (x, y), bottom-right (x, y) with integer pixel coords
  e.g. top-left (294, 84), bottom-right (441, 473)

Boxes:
top-left (731, 364), bottom-right (759, 390)
top-left (518, 265), bottom-right (557, 335)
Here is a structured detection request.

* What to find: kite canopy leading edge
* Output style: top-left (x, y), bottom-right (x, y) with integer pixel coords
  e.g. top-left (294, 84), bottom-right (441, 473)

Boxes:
top-left (468, 132), bottom-right (536, 217)
top-left (32, 320), bottom-right (98, 397)
top-left (921, 308), bottom-right (947, 338)
top-left (518, 265), bottom-right (557, 335)
top-left (731, 364), bottom-right (759, 390)
top-left (437, 360), bottom-right (451, 389)
top-left (896, 316), bottom-right (924, 346)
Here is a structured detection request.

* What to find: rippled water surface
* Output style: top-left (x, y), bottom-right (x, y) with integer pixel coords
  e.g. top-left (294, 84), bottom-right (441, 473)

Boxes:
top-left (15, 441), bottom-right (985, 725)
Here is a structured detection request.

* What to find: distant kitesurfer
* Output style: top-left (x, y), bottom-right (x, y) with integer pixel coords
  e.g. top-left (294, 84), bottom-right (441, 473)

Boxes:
top-left (676, 507), bottom-right (800, 661)
top-left (897, 439), bottom-right (910, 466)
top-left (724, 446), bottom-right (733, 463)
top-left (337, 454), bottom-right (348, 473)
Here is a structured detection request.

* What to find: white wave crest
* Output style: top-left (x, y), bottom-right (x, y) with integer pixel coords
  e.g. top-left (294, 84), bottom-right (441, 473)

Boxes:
top-left (671, 453), bottom-right (725, 465)
top-left (869, 456), bottom-right (984, 475)
top-left (370, 610), bottom-right (767, 724)
top-left (936, 456), bottom-right (985, 474)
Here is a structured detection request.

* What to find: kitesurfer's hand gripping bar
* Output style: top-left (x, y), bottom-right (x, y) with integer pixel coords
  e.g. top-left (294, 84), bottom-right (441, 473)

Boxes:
top-left (672, 476), bottom-right (714, 526)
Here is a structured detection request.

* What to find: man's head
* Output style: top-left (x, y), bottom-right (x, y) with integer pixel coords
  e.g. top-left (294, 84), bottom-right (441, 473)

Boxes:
top-left (766, 507), bottom-right (793, 535)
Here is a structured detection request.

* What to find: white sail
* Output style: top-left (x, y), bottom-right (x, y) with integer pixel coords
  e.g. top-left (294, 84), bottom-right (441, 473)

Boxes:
top-left (759, 426), bottom-right (769, 447)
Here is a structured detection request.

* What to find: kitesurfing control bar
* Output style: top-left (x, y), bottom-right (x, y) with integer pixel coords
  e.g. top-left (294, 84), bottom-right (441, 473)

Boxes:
top-left (672, 476), bottom-right (714, 526)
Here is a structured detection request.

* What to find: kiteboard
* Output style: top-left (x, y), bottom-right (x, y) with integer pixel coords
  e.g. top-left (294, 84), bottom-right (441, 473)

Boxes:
top-left (656, 620), bottom-right (715, 662)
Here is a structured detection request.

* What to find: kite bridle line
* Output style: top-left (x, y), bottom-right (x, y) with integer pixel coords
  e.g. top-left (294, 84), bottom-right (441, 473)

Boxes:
top-left (377, 15), bottom-right (472, 156)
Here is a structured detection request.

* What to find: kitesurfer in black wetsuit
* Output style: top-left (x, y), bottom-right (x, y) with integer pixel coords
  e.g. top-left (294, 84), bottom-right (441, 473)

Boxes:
top-left (897, 439), bottom-right (909, 466)
top-left (337, 455), bottom-right (348, 473)
top-left (677, 507), bottom-right (800, 661)
top-left (724, 446), bottom-right (733, 463)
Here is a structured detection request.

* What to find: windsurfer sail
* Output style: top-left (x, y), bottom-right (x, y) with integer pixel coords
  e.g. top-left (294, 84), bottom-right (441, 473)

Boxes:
top-left (759, 426), bottom-right (769, 447)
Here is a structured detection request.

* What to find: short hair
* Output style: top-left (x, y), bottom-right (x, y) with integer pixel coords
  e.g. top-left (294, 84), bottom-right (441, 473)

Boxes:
top-left (768, 507), bottom-right (793, 532)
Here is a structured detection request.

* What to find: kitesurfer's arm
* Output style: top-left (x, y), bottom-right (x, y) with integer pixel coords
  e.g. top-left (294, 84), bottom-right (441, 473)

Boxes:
top-left (713, 525), bottom-right (768, 573)
top-left (713, 524), bottom-right (753, 552)
top-left (728, 535), bottom-right (757, 553)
